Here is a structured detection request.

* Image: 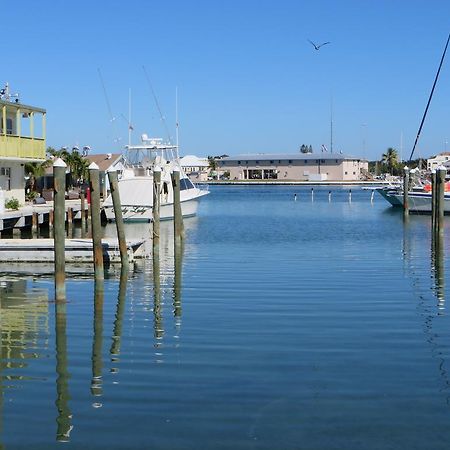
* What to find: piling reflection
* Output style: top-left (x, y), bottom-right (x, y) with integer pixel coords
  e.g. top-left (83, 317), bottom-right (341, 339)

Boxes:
top-left (431, 230), bottom-right (445, 311)
top-left (173, 241), bottom-right (184, 321)
top-left (153, 246), bottom-right (164, 343)
top-left (55, 299), bottom-right (72, 442)
top-left (110, 267), bottom-right (129, 372)
top-left (91, 282), bottom-right (104, 403)
top-left (403, 220), bottom-right (450, 403)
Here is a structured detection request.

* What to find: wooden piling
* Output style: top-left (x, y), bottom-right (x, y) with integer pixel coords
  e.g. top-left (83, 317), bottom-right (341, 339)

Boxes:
top-left (436, 166), bottom-right (446, 230)
top-left (32, 211), bottom-right (39, 235)
top-left (53, 158), bottom-right (67, 301)
top-left (107, 170), bottom-right (128, 267)
top-left (171, 168), bottom-right (184, 242)
top-left (89, 162), bottom-right (104, 281)
top-left (153, 167), bottom-right (161, 249)
top-left (431, 170), bottom-right (437, 230)
top-left (403, 166), bottom-right (410, 217)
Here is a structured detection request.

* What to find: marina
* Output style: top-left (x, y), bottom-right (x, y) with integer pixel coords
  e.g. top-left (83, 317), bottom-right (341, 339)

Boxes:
top-left (1, 185), bottom-right (450, 449)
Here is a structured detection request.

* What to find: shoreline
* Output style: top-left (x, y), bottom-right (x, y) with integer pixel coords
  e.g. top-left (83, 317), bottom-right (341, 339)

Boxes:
top-left (198, 180), bottom-right (390, 187)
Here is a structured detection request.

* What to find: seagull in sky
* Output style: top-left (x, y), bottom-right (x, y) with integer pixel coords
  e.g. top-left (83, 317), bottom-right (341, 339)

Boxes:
top-left (308, 39), bottom-right (330, 50)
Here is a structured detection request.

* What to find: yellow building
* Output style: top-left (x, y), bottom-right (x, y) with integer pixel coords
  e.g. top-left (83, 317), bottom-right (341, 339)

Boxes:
top-left (0, 84), bottom-right (46, 203)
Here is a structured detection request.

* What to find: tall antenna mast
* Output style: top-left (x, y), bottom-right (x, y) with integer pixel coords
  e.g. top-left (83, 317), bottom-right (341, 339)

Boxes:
top-left (330, 94), bottom-right (334, 153)
top-left (128, 88), bottom-right (132, 146)
top-left (175, 86), bottom-right (179, 154)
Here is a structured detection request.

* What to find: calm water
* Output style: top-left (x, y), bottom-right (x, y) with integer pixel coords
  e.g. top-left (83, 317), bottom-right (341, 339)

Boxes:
top-left (1, 185), bottom-right (450, 449)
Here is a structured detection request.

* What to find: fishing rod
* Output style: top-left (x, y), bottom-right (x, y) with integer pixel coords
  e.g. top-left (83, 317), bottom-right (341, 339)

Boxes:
top-left (409, 32), bottom-right (450, 161)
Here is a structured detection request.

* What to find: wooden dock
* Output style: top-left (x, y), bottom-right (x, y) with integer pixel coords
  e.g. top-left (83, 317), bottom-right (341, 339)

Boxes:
top-left (0, 238), bottom-right (146, 263)
top-left (0, 200), bottom-right (88, 233)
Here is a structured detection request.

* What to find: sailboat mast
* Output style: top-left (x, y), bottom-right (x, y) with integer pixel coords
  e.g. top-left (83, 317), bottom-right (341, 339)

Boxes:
top-left (408, 32), bottom-right (450, 161)
top-left (330, 94), bottom-right (334, 154)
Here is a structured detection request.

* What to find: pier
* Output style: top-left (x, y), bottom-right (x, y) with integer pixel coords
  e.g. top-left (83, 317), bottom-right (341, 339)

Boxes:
top-left (0, 199), bottom-right (88, 235)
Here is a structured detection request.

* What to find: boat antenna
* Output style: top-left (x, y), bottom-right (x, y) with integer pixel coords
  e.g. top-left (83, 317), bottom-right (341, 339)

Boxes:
top-left (175, 86), bottom-right (180, 158)
top-left (408, 32), bottom-right (450, 161)
top-left (142, 65), bottom-right (173, 143)
top-left (97, 68), bottom-right (121, 146)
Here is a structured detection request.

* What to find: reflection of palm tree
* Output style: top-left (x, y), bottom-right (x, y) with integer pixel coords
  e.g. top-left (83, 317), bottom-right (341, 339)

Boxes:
top-left (382, 147), bottom-right (399, 175)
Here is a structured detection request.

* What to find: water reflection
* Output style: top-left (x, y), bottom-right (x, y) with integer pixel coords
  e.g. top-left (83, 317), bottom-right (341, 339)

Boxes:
top-left (431, 230), bottom-right (445, 311)
top-left (55, 299), bottom-right (72, 442)
top-left (0, 278), bottom-right (49, 447)
top-left (110, 267), bottom-right (129, 372)
top-left (91, 282), bottom-right (104, 403)
top-left (402, 221), bottom-right (450, 403)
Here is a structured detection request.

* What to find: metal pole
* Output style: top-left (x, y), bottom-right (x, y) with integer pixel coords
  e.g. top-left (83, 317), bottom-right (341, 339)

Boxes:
top-left (80, 190), bottom-right (86, 227)
top-left (403, 166), bottom-right (410, 217)
top-left (89, 162), bottom-right (104, 281)
top-left (171, 168), bottom-right (184, 242)
top-left (53, 158), bottom-right (66, 301)
top-left (107, 170), bottom-right (128, 267)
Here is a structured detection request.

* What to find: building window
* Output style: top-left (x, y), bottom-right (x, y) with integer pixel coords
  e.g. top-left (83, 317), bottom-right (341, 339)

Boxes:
top-left (270, 160), bottom-right (274, 164)
top-left (353, 172), bottom-right (356, 175)
top-left (238, 161), bottom-right (241, 164)
top-left (256, 160), bottom-right (259, 164)
top-left (345, 171), bottom-right (348, 175)
top-left (304, 160), bottom-right (308, 164)
top-left (288, 160), bottom-right (292, 164)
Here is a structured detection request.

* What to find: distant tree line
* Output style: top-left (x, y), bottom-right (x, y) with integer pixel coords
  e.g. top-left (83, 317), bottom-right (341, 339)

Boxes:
top-left (368, 147), bottom-right (426, 176)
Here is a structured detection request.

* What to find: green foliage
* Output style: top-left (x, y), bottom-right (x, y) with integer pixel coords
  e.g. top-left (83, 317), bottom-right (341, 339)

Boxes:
top-left (207, 156), bottom-right (217, 170)
top-left (5, 198), bottom-right (20, 210)
top-left (48, 147), bottom-right (89, 188)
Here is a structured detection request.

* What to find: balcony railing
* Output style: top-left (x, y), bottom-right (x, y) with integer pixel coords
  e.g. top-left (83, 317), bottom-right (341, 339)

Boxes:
top-left (0, 134), bottom-right (46, 160)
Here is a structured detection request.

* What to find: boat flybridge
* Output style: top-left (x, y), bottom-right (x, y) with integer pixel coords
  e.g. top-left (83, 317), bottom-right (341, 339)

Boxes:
top-left (102, 134), bottom-right (209, 222)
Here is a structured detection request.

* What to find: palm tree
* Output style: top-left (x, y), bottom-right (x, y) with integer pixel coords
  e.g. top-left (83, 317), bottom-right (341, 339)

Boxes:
top-left (382, 147), bottom-right (399, 175)
top-left (24, 160), bottom-right (50, 194)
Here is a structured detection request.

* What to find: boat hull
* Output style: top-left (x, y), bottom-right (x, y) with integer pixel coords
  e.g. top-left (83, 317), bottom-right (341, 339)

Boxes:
top-left (377, 188), bottom-right (450, 213)
top-left (103, 190), bottom-right (209, 222)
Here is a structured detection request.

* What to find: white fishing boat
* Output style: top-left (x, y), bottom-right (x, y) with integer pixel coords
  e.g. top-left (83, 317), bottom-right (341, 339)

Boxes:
top-left (377, 171), bottom-right (450, 213)
top-left (102, 134), bottom-right (209, 222)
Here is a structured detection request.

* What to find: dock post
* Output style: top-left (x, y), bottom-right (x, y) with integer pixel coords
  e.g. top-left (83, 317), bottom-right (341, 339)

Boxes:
top-left (153, 167), bottom-right (161, 250)
top-left (431, 170), bottom-right (437, 230)
top-left (53, 158), bottom-right (67, 301)
top-left (171, 168), bottom-right (184, 242)
top-left (436, 166), bottom-right (446, 231)
top-left (32, 211), bottom-right (39, 236)
top-left (89, 163), bottom-right (104, 281)
top-left (107, 170), bottom-right (128, 267)
top-left (403, 166), bottom-right (410, 217)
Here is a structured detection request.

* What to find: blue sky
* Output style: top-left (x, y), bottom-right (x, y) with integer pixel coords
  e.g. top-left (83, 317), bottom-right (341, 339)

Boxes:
top-left (3, 0), bottom-right (450, 161)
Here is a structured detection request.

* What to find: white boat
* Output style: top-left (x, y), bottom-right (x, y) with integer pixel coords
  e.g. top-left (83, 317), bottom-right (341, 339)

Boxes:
top-left (377, 185), bottom-right (450, 213)
top-left (102, 135), bottom-right (209, 222)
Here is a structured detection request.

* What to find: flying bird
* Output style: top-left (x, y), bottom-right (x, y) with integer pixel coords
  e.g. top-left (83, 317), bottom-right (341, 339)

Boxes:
top-left (308, 39), bottom-right (330, 50)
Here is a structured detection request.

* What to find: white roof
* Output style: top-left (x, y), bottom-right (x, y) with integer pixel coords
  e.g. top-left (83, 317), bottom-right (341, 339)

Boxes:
top-left (180, 155), bottom-right (209, 167)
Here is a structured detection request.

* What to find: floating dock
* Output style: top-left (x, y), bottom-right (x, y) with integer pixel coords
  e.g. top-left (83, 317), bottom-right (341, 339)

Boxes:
top-left (0, 238), bottom-right (146, 263)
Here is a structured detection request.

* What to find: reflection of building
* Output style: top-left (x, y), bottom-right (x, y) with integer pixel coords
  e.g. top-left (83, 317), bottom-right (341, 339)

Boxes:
top-left (0, 279), bottom-right (49, 370)
top-left (0, 84), bottom-right (47, 203)
top-left (180, 155), bottom-right (209, 182)
top-left (217, 153), bottom-right (369, 181)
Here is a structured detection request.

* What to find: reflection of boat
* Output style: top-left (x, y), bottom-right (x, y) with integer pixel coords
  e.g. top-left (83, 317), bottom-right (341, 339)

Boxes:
top-left (102, 135), bottom-right (209, 222)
